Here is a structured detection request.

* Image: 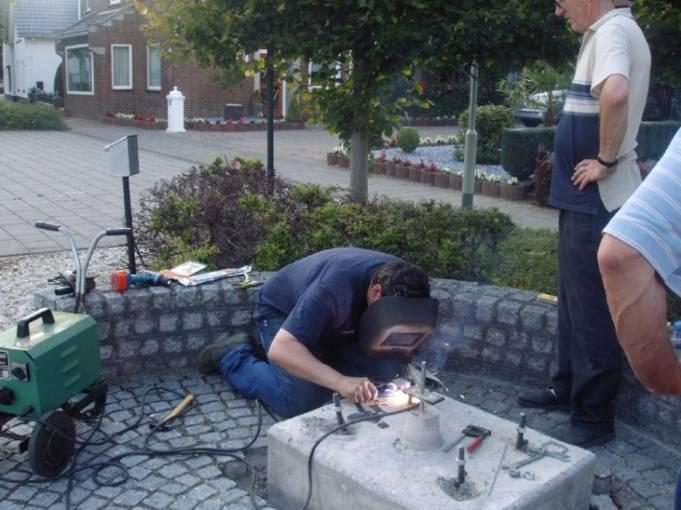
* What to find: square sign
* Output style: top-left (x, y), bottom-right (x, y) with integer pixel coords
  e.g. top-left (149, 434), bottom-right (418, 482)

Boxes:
top-left (104, 135), bottom-right (140, 177)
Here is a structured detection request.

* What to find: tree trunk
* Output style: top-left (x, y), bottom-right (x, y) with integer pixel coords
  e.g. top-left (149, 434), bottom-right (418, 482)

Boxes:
top-left (350, 127), bottom-right (369, 203)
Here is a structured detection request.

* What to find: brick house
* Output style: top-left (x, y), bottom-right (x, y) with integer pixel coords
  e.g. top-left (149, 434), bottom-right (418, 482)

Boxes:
top-left (55, 0), bottom-right (285, 121)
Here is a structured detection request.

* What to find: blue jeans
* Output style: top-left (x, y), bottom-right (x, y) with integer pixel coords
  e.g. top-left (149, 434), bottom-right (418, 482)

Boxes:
top-left (676, 466), bottom-right (681, 510)
top-left (218, 314), bottom-right (403, 418)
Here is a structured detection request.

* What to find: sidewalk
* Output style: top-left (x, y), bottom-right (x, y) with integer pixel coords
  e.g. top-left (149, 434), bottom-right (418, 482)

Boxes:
top-left (0, 119), bottom-right (557, 257)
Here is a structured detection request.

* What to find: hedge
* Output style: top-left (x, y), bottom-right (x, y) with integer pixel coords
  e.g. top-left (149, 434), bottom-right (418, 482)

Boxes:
top-left (501, 121), bottom-right (681, 180)
top-left (0, 101), bottom-right (67, 130)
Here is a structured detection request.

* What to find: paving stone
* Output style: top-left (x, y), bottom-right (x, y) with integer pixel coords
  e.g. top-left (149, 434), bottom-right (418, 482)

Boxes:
top-left (641, 468), bottom-right (675, 485)
top-left (159, 464), bottom-right (189, 479)
top-left (606, 439), bottom-right (639, 456)
top-left (176, 473), bottom-right (201, 487)
top-left (144, 491), bottom-right (177, 509)
top-left (78, 496), bottom-right (110, 510)
top-left (113, 489), bottom-right (148, 506)
top-left (137, 474), bottom-right (168, 491)
top-left (624, 452), bottom-right (656, 471)
top-left (648, 494), bottom-right (676, 510)
top-left (629, 479), bottom-right (662, 499)
top-left (196, 464), bottom-right (223, 479)
top-left (186, 483), bottom-right (218, 501)
top-left (31, 490), bottom-right (60, 507)
top-left (160, 482), bottom-right (187, 496)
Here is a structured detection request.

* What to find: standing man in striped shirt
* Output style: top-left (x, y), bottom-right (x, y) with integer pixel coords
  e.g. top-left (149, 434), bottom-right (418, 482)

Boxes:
top-left (517, 0), bottom-right (650, 447)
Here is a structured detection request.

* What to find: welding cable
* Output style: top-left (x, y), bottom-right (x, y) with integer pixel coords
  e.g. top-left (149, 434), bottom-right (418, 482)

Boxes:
top-left (299, 404), bottom-right (417, 510)
top-left (0, 386), bottom-right (268, 510)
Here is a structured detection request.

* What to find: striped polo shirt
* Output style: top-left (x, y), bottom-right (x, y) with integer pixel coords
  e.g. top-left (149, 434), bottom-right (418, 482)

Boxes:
top-left (604, 128), bottom-right (681, 297)
top-left (549, 8), bottom-right (651, 214)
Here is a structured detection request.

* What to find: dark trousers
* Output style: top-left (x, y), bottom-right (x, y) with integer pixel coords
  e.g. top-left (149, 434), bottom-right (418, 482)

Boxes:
top-left (553, 207), bottom-right (622, 433)
top-left (219, 314), bottom-right (403, 418)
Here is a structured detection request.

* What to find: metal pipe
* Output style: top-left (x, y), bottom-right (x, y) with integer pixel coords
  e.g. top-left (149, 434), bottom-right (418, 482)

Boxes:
top-left (516, 412), bottom-right (527, 450)
top-left (461, 61), bottom-right (479, 210)
top-left (333, 393), bottom-right (345, 429)
top-left (457, 445), bottom-right (466, 486)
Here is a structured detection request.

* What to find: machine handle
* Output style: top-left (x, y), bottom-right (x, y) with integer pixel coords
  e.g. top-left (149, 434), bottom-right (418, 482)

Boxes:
top-left (106, 228), bottom-right (132, 236)
top-left (34, 222), bottom-right (60, 232)
top-left (16, 308), bottom-right (55, 338)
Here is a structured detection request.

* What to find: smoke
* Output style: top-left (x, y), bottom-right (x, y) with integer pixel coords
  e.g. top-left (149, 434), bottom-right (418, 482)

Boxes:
top-left (413, 326), bottom-right (466, 372)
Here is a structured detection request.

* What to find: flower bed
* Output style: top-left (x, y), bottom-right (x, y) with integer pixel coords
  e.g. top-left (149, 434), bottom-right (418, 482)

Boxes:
top-left (101, 114), bottom-right (304, 132)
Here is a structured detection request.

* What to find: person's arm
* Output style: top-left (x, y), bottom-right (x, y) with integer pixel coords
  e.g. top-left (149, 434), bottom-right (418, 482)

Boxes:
top-left (572, 74), bottom-right (630, 191)
top-left (599, 235), bottom-right (681, 394)
top-left (267, 328), bottom-right (377, 402)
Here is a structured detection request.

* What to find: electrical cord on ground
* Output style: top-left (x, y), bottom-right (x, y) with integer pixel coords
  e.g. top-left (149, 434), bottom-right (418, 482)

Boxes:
top-left (0, 385), bottom-right (268, 510)
top-left (299, 403), bottom-right (417, 510)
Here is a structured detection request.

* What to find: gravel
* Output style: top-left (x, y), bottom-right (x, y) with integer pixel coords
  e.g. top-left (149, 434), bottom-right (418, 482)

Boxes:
top-left (373, 145), bottom-right (511, 179)
top-left (0, 247), bottom-right (129, 331)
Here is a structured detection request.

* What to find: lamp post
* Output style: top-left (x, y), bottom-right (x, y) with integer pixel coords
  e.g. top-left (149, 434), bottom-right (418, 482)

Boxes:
top-left (461, 61), bottom-right (479, 210)
top-left (266, 47), bottom-right (275, 194)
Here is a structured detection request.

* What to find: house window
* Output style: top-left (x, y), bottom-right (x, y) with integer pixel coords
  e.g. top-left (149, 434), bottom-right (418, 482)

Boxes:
top-left (111, 44), bottom-right (133, 90)
top-left (147, 44), bottom-right (161, 90)
top-left (308, 60), bottom-right (341, 91)
top-left (65, 45), bottom-right (94, 95)
top-left (109, 0), bottom-right (121, 5)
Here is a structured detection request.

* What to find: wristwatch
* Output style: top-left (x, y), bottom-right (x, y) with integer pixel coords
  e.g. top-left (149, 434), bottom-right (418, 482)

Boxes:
top-left (597, 156), bottom-right (618, 168)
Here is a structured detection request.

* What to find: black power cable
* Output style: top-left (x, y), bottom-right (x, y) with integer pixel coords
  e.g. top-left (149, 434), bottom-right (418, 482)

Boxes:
top-left (0, 386), bottom-right (268, 510)
top-left (299, 404), bottom-right (417, 510)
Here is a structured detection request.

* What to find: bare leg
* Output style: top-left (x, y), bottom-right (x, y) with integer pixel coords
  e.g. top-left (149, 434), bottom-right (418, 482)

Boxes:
top-left (598, 234), bottom-right (681, 395)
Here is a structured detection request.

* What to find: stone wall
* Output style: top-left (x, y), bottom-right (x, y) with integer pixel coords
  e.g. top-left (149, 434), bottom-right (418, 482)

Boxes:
top-left (34, 274), bottom-right (680, 449)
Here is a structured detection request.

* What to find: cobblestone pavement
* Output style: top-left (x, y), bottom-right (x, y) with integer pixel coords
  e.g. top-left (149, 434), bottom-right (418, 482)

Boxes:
top-left (0, 370), bottom-right (677, 509)
top-left (0, 120), bottom-right (558, 257)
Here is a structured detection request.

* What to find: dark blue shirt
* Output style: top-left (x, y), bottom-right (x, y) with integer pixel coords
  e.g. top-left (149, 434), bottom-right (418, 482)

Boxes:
top-left (549, 83), bottom-right (602, 214)
top-left (255, 248), bottom-right (397, 350)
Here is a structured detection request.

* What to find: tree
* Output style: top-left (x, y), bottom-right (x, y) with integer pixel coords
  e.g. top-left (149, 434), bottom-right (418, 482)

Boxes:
top-left (139, 0), bottom-right (574, 202)
top-left (634, 0), bottom-right (681, 88)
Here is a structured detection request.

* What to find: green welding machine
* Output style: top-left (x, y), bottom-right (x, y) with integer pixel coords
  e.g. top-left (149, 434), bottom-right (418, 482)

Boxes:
top-left (0, 308), bottom-right (107, 477)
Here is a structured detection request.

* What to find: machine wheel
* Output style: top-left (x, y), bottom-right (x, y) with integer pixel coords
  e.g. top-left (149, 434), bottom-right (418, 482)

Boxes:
top-left (28, 410), bottom-right (76, 477)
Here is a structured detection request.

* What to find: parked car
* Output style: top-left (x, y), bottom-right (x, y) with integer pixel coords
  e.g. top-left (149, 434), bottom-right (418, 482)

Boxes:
top-left (516, 89), bottom-right (567, 127)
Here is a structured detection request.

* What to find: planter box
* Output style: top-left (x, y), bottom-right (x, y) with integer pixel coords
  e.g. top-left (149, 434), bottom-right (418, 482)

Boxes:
top-left (100, 116), bottom-right (304, 132)
top-left (374, 161), bottom-right (386, 175)
top-left (433, 173), bottom-right (450, 188)
top-left (475, 180), bottom-right (483, 194)
top-left (482, 181), bottom-right (500, 197)
top-left (338, 156), bottom-right (350, 168)
top-left (499, 183), bottom-right (526, 201)
top-left (420, 171), bottom-right (435, 186)
top-left (449, 174), bottom-right (463, 190)
top-left (409, 167), bottom-right (422, 182)
top-left (327, 153), bottom-right (339, 166)
top-left (385, 161), bottom-right (397, 177)
top-left (396, 164), bottom-right (411, 179)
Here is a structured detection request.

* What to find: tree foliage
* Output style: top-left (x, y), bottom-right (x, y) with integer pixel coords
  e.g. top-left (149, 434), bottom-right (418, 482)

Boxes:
top-left (634, 0), bottom-right (681, 87)
top-left (138, 0), bottom-right (575, 201)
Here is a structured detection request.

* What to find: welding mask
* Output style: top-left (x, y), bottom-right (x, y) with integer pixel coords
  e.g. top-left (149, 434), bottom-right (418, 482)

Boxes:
top-left (358, 296), bottom-right (439, 358)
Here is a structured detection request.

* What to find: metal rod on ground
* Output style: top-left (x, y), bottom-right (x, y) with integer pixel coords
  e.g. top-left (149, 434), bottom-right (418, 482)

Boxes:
top-left (516, 412), bottom-right (527, 450)
top-left (266, 47), bottom-right (275, 194)
top-left (461, 61), bottom-right (479, 210)
top-left (457, 445), bottom-right (466, 486)
top-left (122, 176), bottom-right (136, 274)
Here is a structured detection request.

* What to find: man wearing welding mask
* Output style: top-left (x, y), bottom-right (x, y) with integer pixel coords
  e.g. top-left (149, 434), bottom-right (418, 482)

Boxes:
top-left (199, 247), bottom-right (437, 418)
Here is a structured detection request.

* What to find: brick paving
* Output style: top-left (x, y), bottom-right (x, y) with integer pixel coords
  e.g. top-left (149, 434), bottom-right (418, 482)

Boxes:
top-left (0, 370), bottom-right (677, 509)
top-left (0, 119), bottom-right (557, 257)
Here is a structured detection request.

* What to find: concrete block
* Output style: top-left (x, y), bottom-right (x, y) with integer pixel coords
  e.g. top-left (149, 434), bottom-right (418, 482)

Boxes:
top-left (268, 396), bottom-right (595, 510)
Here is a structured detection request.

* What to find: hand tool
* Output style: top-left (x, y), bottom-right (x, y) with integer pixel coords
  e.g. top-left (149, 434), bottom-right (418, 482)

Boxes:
top-left (443, 424), bottom-right (491, 453)
top-left (466, 428), bottom-right (491, 454)
top-left (159, 394), bottom-right (195, 426)
top-left (503, 441), bottom-right (569, 478)
top-left (487, 444), bottom-right (508, 496)
top-left (111, 270), bottom-right (169, 292)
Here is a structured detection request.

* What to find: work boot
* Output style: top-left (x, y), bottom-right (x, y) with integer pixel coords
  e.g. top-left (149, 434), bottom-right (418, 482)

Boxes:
top-left (197, 333), bottom-right (255, 375)
top-left (517, 386), bottom-right (570, 412)
top-left (550, 424), bottom-right (614, 448)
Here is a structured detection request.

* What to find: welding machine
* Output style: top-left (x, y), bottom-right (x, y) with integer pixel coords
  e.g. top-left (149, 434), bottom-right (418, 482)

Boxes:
top-left (0, 308), bottom-right (106, 477)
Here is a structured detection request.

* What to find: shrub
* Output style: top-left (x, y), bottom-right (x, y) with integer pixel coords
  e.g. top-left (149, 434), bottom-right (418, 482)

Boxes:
top-left (136, 157), bottom-right (514, 281)
top-left (134, 157), bottom-right (292, 269)
top-left (456, 105), bottom-right (514, 164)
top-left (501, 127), bottom-right (556, 180)
top-left (637, 121), bottom-right (681, 161)
top-left (285, 92), bottom-right (303, 123)
top-left (396, 127), bottom-right (420, 153)
top-left (0, 102), bottom-right (67, 130)
top-left (489, 227), bottom-right (558, 295)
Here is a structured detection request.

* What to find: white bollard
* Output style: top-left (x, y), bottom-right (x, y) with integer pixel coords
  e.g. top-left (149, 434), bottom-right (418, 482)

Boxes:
top-left (166, 86), bottom-right (186, 133)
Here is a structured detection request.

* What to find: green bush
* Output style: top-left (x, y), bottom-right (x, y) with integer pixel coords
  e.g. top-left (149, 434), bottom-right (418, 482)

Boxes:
top-left (489, 227), bottom-right (558, 295)
top-left (397, 127), bottom-right (420, 153)
top-left (0, 101), bottom-right (67, 130)
top-left (637, 121), bottom-right (681, 161)
top-left (136, 157), bottom-right (514, 281)
top-left (456, 105), bottom-right (514, 164)
top-left (501, 127), bottom-right (556, 180)
top-left (285, 92), bottom-right (303, 123)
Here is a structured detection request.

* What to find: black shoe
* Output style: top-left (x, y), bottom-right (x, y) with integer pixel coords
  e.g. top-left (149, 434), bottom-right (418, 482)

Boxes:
top-left (517, 386), bottom-right (570, 411)
top-left (550, 425), bottom-right (614, 448)
top-left (197, 333), bottom-right (255, 375)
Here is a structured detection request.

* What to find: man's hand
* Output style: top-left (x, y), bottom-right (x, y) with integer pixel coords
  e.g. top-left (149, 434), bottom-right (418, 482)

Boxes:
top-left (336, 376), bottom-right (378, 403)
top-left (572, 159), bottom-right (610, 191)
